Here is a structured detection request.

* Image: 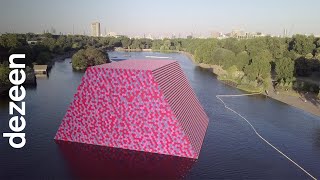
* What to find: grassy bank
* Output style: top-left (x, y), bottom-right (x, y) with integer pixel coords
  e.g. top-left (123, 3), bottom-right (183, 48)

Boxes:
top-left (218, 76), bottom-right (262, 93)
top-left (177, 51), bottom-right (263, 93)
top-left (176, 50), bottom-right (319, 117)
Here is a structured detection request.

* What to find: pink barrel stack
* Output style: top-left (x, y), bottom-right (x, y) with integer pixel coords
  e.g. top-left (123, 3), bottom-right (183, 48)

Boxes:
top-left (55, 59), bottom-right (209, 159)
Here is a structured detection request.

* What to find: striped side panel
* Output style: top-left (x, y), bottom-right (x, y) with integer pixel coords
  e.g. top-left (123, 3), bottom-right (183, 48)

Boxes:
top-left (152, 61), bottom-right (209, 157)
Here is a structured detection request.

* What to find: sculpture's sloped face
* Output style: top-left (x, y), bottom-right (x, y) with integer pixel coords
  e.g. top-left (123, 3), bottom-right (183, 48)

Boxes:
top-left (55, 65), bottom-right (198, 159)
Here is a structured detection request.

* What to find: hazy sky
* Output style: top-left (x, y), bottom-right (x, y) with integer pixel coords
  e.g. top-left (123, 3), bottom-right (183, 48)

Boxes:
top-left (0, 0), bottom-right (319, 36)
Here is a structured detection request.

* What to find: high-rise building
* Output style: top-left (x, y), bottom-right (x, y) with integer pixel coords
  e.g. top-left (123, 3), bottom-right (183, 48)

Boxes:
top-left (283, 28), bottom-right (288, 37)
top-left (91, 22), bottom-right (100, 37)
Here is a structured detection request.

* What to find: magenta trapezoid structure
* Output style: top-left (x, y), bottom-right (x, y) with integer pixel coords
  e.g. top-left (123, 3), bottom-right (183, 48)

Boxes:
top-left (55, 59), bottom-right (209, 159)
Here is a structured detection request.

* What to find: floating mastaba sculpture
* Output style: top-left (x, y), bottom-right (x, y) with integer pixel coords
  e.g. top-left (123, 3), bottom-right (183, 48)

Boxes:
top-left (55, 60), bottom-right (209, 159)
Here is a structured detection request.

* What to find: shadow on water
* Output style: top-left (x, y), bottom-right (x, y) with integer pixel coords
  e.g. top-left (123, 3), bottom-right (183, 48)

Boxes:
top-left (25, 84), bottom-right (38, 90)
top-left (194, 66), bottom-right (214, 74)
top-left (111, 58), bottom-right (127, 62)
top-left (0, 93), bottom-right (10, 108)
top-left (55, 140), bottom-right (196, 179)
top-left (0, 84), bottom-right (37, 108)
top-left (36, 73), bottom-right (50, 79)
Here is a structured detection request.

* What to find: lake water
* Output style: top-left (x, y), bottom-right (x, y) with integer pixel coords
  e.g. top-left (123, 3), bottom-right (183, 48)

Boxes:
top-left (0, 51), bottom-right (319, 179)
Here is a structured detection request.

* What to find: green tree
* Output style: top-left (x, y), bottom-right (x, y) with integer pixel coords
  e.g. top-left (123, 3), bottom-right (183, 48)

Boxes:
top-left (85, 47), bottom-right (107, 66)
top-left (55, 35), bottom-right (72, 52)
top-left (183, 39), bottom-right (206, 54)
top-left (0, 63), bottom-right (10, 86)
top-left (0, 33), bottom-right (24, 48)
top-left (295, 57), bottom-right (312, 76)
top-left (172, 39), bottom-right (182, 51)
top-left (108, 37), bottom-right (122, 48)
top-left (316, 39), bottom-right (320, 48)
top-left (9, 46), bottom-right (34, 66)
top-left (36, 52), bottom-right (51, 64)
top-left (275, 57), bottom-right (295, 83)
top-left (43, 33), bottom-right (53, 38)
top-left (235, 51), bottom-right (250, 70)
top-left (72, 49), bottom-right (87, 70)
top-left (244, 50), bottom-right (271, 81)
top-left (72, 47), bottom-right (110, 70)
top-left (162, 39), bottom-right (173, 50)
top-left (267, 37), bottom-right (286, 60)
top-left (290, 35), bottom-right (316, 56)
top-left (245, 37), bottom-right (268, 58)
top-left (41, 37), bottom-right (57, 52)
top-left (226, 65), bottom-right (238, 78)
top-left (315, 47), bottom-right (320, 59)
top-left (26, 32), bottom-right (36, 41)
top-left (194, 40), bottom-right (218, 63)
top-left (305, 53), bottom-right (314, 59)
top-left (283, 50), bottom-right (298, 60)
top-left (152, 40), bottom-right (163, 51)
top-left (219, 49), bottom-right (236, 69)
top-left (141, 38), bottom-right (152, 49)
top-left (72, 42), bottom-right (80, 49)
top-left (220, 38), bottom-right (242, 54)
top-left (120, 37), bottom-right (132, 49)
top-left (130, 39), bottom-right (142, 49)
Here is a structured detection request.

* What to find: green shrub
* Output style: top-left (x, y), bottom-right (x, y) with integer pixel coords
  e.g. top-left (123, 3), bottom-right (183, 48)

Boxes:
top-left (72, 47), bottom-right (110, 70)
top-left (0, 63), bottom-right (10, 86)
top-left (292, 81), bottom-right (319, 93)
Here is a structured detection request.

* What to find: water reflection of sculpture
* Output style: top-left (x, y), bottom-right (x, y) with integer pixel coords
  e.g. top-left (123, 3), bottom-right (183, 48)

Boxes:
top-left (55, 140), bottom-right (196, 179)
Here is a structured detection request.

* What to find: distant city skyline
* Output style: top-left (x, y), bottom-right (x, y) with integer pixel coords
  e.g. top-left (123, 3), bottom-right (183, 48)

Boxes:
top-left (1, 0), bottom-right (320, 37)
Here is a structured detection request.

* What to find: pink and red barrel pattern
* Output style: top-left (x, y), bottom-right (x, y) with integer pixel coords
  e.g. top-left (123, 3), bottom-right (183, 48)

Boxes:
top-left (55, 60), bottom-right (209, 159)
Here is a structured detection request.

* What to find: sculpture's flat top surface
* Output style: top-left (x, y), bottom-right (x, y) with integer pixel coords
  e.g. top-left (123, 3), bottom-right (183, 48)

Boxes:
top-left (95, 59), bottom-right (177, 70)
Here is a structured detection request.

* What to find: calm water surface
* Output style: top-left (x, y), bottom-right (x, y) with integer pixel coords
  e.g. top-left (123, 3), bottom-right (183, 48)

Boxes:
top-left (0, 51), bottom-right (319, 179)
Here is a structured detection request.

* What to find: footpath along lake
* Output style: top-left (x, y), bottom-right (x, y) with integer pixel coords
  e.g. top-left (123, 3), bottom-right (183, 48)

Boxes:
top-left (0, 51), bottom-right (319, 179)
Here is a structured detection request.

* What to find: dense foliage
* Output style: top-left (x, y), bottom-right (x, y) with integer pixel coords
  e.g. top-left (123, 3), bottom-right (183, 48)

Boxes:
top-left (72, 47), bottom-right (110, 70)
top-left (0, 63), bottom-right (10, 86)
top-left (275, 57), bottom-right (295, 84)
top-left (151, 36), bottom-right (319, 92)
top-left (0, 33), bottom-right (319, 93)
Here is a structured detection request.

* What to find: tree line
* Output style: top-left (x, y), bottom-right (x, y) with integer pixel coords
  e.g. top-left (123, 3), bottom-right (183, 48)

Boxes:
top-left (0, 33), bottom-right (116, 66)
top-left (0, 33), bottom-right (118, 85)
top-left (1, 33), bottom-right (319, 94)
top-left (152, 36), bottom-right (320, 93)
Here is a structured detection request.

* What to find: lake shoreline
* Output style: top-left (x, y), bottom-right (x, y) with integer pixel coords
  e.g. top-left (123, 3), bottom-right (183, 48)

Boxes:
top-left (178, 51), bottom-right (320, 117)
